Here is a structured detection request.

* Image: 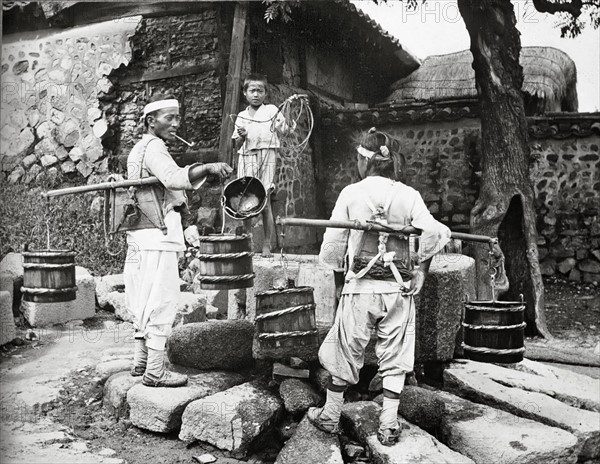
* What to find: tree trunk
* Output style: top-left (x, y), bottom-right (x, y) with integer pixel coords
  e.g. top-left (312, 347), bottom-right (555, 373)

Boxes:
top-left (457, 0), bottom-right (549, 337)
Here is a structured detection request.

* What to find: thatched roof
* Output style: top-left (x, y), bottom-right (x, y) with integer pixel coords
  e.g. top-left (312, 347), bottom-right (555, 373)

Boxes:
top-left (387, 47), bottom-right (578, 113)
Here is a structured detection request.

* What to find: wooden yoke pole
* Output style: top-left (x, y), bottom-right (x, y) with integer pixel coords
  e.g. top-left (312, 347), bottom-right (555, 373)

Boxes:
top-left (218, 2), bottom-right (248, 166)
top-left (277, 217), bottom-right (498, 245)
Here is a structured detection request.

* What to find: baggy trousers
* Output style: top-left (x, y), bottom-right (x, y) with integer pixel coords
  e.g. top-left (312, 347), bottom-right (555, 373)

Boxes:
top-left (318, 292), bottom-right (416, 386)
top-left (124, 249), bottom-right (180, 350)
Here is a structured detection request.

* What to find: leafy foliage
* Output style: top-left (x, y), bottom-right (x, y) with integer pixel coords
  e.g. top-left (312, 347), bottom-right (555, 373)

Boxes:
top-left (0, 183), bottom-right (126, 276)
top-left (554, 1), bottom-right (600, 37)
top-left (263, 0), bottom-right (301, 23)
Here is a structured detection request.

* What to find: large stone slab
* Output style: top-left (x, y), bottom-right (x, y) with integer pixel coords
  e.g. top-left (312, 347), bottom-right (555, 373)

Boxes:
top-left (435, 390), bottom-right (581, 464)
top-left (167, 320), bottom-right (254, 371)
top-left (364, 253), bottom-right (475, 365)
top-left (21, 266), bottom-right (96, 326)
top-left (0, 291), bottom-right (17, 346)
top-left (127, 371), bottom-right (245, 433)
top-left (444, 364), bottom-right (600, 459)
top-left (103, 371), bottom-right (142, 420)
top-left (341, 401), bottom-right (474, 464)
top-left (179, 380), bottom-right (282, 456)
top-left (94, 274), bottom-right (124, 309)
top-left (274, 416), bottom-right (343, 464)
top-left (447, 360), bottom-right (600, 412)
top-left (279, 379), bottom-right (321, 415)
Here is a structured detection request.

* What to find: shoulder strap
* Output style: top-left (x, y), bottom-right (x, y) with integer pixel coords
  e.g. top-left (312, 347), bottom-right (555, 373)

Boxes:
top-left (363, 182), bottom-right (399, 219)
top-left (138, 136), bottom-right (160, 179)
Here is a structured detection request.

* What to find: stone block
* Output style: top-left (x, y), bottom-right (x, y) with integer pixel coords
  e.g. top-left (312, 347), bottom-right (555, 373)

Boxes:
top-left (179, 380), bottom-right (282, 456)
top-left (297, 260), bottom-right (337, 327)
top-left (171, 292), bottom-right (207, 327)
top-left (272, 363), bottom-right (310, 381)
top-left (107, 292), bottom-right (130, 322)
top-left (0, 271), bottom-right (14, 306)
top-left (21, 266), bottom-right (96, 327)
top-left (0, 252), bottom-right (23, 279)
top-left (1, 291), bottom-right (17, 346)
top-left (94, 274), bottom-right (124, 308)
top-left (279, 379), bottom-right (321, 415)
top-left (95, 359), bottom-right (131, 384)
top-left (128, 371), bottom-right (245, 433)
top-left (107, 290), bottom-right (208, 327)
top-left (341, 401), bottom-right (474, 464)
top-left (444, 362), bottom-right (600, 459)
top-left (434, 390), bottom-right (580, 464)
top-left (167, 320), bottom-right (254, 371)
top-left (103, 371), bottom-right (142, 420)
top-left (397, 385), bottom-right (445, 434)
top-left (274, 416), bottom-right (343, 464)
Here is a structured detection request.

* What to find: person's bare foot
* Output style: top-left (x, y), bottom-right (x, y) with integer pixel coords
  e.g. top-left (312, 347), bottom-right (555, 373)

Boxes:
top-left (261, 243), bottom-right (273, 258)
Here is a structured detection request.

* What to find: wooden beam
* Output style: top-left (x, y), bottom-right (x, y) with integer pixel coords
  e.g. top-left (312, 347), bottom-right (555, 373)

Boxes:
top-left (121, 61), bottom-right (219, 84)
top-left (218, 2), bottom-right (248, 164)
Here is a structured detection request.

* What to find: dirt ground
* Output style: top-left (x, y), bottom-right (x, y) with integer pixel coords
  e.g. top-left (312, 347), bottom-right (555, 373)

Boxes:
top-left (1, 276), bottom-right (598, 464)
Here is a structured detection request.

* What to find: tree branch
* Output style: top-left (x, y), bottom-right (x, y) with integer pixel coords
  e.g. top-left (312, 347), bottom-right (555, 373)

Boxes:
top-left (532, 0), bottom-right (584, 17)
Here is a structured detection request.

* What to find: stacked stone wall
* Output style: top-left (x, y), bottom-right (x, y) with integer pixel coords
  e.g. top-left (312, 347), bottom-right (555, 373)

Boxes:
top-left (320, 116), bottom-right (600, 282)
top-left (1, 19), bottom-right (140, 186)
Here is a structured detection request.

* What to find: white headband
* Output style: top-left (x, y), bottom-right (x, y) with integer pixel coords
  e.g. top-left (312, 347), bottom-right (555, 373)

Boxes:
top-left (357, 145), bottom-right (390, 160)
top-left (143, 99), bottom-right (179, 117)
top-left (357, 146), bottom-right (376, 159)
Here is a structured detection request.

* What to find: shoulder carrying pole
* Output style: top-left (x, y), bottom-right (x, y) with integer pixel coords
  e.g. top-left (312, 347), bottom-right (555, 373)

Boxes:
top-left (41, 177), bottom-right (161, 198)
top-left (276, 216), bottom-right (497, 245)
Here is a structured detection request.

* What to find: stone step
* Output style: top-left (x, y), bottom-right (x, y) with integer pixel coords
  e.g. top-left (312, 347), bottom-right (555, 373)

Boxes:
top-left (444, 363), bottom-right (600, 459)
top-left (103, 371), bottom-right (142, 420)
top-left (274, 416), bottom-right (343, 464)
top-left (342, 401), bottom-right (475, 464)
top-left (447, 360), bottom-right (600, 412)
top-left (435, 390), bottom-right (581, 464)
top-left (127, 370), bottom-right (245, 433)
top-left (179, 380), bottom-right (282, 457)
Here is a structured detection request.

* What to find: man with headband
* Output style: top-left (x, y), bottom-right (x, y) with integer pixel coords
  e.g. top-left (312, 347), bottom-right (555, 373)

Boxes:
top-left (309, 128), bottom-right (450, 445)
top-left (124, 94), bottom-right (233, 387)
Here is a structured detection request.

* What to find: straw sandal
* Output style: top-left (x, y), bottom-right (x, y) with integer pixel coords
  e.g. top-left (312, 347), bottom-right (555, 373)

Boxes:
top-left (377, 427), bottom-right (401, 446)
top-left (307, 407), bottom-right (340, 434)
top-left (142, 370), bottom-right (188, 388)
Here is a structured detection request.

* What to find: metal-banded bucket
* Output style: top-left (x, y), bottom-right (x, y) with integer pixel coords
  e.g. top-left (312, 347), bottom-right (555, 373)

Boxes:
top-left (255, 286), bottom-right (319, 360)
top-left (462, 297), bottom-right (526, 363)
top-left (21, 249), bottom-right (77, 303)
top-left (223, 176), bottom-right (267, 220)
top-left (195, 234), bottom-right (254, 290)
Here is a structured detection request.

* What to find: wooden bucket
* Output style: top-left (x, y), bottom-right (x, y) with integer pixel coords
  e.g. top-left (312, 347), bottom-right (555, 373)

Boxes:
top-left (21, 249), bottom-right (77, 303)
top-left (462, 298), bottom-right (526, 363)
top-left (196, 234), bottom-right (254, 290)
top-left (255, 286), bottom-right (319, 360)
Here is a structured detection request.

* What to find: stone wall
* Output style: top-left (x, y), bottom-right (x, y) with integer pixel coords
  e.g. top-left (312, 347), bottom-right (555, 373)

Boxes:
top-left (1, 18), bottom-right (141, 186)
top-left (320, 108), bottom-right (600, 282)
